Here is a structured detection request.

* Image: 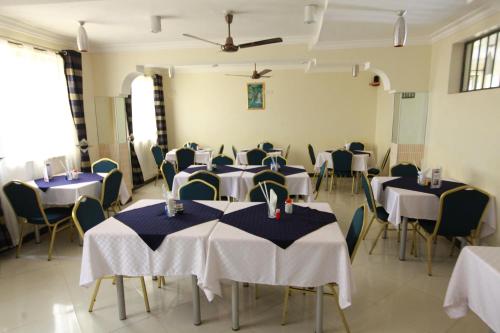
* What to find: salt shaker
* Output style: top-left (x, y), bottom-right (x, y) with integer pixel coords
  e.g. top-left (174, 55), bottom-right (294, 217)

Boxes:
top-left (285, 198), bottom-right (293, 214)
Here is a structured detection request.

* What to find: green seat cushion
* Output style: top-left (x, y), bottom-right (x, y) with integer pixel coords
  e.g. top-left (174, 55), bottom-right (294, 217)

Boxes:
top-left (376, 206), bottom-right (389, 221)
top-left (368, 168), bottom-right (380, 175)
top-left (28, 207), bottom-right (72, 225)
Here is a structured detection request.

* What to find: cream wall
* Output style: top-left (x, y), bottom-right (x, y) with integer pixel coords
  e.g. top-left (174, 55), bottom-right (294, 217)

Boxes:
top-left (374, 89), bottom-right (394, 168)
top-left (425, 12), bottom-right (500, 245)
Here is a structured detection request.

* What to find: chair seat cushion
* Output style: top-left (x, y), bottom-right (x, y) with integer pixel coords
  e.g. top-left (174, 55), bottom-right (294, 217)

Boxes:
top-left (418, 219), bottom-right (436, 234)
top-left (28, 207), bottom-right (72, 225)
top-left (368, 168), bottom-right (380, 175)
top-left (376, 206), bottom-right (389, 221)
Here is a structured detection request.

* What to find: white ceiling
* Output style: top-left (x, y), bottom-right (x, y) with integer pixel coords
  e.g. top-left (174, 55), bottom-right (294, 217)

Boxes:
top-left (0, 0), bottom-right (498, 51)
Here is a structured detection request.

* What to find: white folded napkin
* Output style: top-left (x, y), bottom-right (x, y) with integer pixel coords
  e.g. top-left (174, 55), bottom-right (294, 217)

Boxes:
top-left (269, 189), bottom-right (277, 213)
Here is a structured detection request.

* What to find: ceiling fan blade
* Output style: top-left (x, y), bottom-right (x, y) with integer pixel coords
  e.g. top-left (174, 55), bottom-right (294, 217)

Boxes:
top-left (182, 33), bottom-right (223, 46)
top-left (258, 69), bottom-right (272, 76)
top-left (225, 74), bottom-right (251, 77)
top-left (238, 37), bottom-right (283, 49)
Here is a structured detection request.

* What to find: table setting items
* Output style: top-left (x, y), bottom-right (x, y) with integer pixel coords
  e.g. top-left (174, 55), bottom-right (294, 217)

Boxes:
top-left (269, 155), bottom-right (280, 172)
top-left (163, 184), bottom-right (181, 217)
top-left (258, 181), bottom-right (279, 219)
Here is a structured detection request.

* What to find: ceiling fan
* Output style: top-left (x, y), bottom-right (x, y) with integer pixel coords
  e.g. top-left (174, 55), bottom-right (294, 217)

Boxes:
top-left (182, 12), bottom-right (283, 52)
top-left (226, 63), bottom-right (272, 79)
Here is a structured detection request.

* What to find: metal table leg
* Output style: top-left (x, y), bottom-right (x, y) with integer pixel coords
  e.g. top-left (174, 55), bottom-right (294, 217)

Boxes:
top-left (232, 281), bottom-right (239, 331)
top-left (191, 275), bottom-right (201, 326)
top-left (34, 226), bottom-right (41, 244)
top-left (399, 218), bottom-right (408, 261)
top-left (315, 285), bottom-right (324, 333)
top-left (115, 275), bottom-right (126, 320)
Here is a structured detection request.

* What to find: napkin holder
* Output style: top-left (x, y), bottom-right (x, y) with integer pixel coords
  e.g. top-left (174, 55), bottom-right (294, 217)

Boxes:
top-left (43, 162), bottom-right (51, 183)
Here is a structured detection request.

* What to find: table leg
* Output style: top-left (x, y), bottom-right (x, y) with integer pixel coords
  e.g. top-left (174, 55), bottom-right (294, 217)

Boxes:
top-left (399, 218), bottom-right (408, 261)
top-left (115, 275), bottom-right (126, 320)
top-left (191, 275), bottom-right (201, 326)
top-left (232, 281), bottom-right (239, 331)
top-left (34, 226), bottom-right (41, 244)
top-left (315, 285), bottom-right (324, 333)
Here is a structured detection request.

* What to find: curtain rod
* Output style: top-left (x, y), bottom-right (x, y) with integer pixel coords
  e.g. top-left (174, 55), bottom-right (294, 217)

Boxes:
top-left (0, 35), bottom-right (63, 53)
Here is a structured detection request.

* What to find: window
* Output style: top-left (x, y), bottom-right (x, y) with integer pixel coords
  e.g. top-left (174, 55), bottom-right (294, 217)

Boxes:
top-left (131, 75), bottom-right (157, 142)
top-left (461, 29), bottom-right (500, 92)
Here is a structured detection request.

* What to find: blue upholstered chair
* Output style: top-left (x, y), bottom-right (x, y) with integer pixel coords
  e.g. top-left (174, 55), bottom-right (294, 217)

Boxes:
top-left (313, 161), bottom-right (328, 199)
top-left (151, 145), bottom-right (165, 186)
top-left (188, 171), bottom-right (221, 199)
top-left (349, 142), bottom-right (364, 151)
top-left (176, 147), bottom-right (195, 171)
top-left (212, 154), bottom-right (234, 166)
top-left (307, 144), bottom-right (316, 167)
top-left (3, 181), bottom-right (72, 260)
top-left (184, 142), bottom-right (198, 150)
top-left (330, 149), bottom-right (354, 193)
top-left (261, 142), bottom-right (274, 152)
top-left (178, 179), bottom-right (217, 200)
top-left (72, 195), bottom-right (150, 313)
top-left (282, 204), bottom-right (367, 332)
top-left (218, 144), bottom-right (224, 155)
top-left (91, 158), bottom-right (119, 173)
top-left (232, 145), bottom-right (238, 160)
top-left (262, 155), bottom-right (287, 167)
top-left (249, 181), bottom-right (288, 203)
top-left (414, 186), bottom-right (490, 275)
top-left (160, 160), bottom-right (176, 191)
top-left (101, 169), bottom-right (123, 215)
top-left (246, 149), bottom-right (267, 165)
top-left (390, 162), bottom-right (419, 177)
top-left (368, 147), bottom-right (391, 177)
top-left (253, 170), bottom-right (286, 186)
top-left (284, 144), bottom-right (291, 159)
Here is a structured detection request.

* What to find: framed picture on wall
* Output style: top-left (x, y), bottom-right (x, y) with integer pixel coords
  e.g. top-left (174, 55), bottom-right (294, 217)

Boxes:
top-left (247, 82), bottom-right (265, 110)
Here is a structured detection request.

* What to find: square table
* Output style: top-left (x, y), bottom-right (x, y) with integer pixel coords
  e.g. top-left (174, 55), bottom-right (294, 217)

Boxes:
top-left (165, 148), bottom-right (212, 165)
top-left (236, 148), bottom-right (283, 165)
top-left (239, 165), bottom-right (313, 202)
top-left (200, 201), bottom-right (353, 332)
top-left (371, 177), bottom-right (497, 260)
top-left (171, 164), bottom-right (245, 200)
top-left (80, 199), bottom-right (230, 323)
top-left (314, 150), bottom-right (375, 172)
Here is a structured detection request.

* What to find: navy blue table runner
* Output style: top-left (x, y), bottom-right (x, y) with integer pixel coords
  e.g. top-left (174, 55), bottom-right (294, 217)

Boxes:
top-left (34, 173), bottom-right (103, 192)
top-left (220, 203), bottom-right (336, 249)
top-left (245, 165), bottom-right (306, 176)
top-left (183, 165), bottom-right (243, 174)
top-left (114, 200), bottom-right (224, 250)
top-left (382, 177), bottom-right (465, 198)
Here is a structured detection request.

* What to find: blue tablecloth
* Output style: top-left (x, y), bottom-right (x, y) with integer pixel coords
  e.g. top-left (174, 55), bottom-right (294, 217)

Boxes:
top-left (382, 177), bottom-right (465, 198)
top-left (114, 200), bottom-right (223, 250)
top-left (220, 203), bottom-right (336, 249)
top-left (34, 173), bottom-right (103, 192)
top-left (245, 165), bottom-right (306, 176)
top-left (183, 165), bottom-right (243, 174)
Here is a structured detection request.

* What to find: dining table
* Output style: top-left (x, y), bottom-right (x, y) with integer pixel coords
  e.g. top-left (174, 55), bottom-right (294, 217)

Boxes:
top-left (371, 176), bottom-right (497, 260)
top-left (314, 150), bottom-right (375, 173)
top-left (236, 148), bottom-right (283, 165)
top-left (165, 148), bottom-right (213, 165)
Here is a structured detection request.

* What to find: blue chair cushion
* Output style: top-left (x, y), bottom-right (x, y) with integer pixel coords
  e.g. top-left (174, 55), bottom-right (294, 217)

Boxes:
top-left (28, 207), bottom-right (72, 225)
top-left (376, 206), bottom-right (389, 221)
top-left (418, 219), bottom-right (437, 234)
top-left (368, 168), bottom-right (380, 175)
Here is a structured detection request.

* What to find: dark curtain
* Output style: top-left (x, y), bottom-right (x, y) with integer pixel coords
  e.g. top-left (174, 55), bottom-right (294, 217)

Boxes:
top-left (125, 95), bottom-right (145, 187)
top-left (152, 74), bottom-right (168, 153)
top-left (59, 50), bottom-right (91, 172)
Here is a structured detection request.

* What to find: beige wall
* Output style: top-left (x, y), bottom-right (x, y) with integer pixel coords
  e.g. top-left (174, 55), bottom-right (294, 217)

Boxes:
top-left (425, 12), bottom-right (500, 245)
top-left (374, 89), bottom-right (394, 169)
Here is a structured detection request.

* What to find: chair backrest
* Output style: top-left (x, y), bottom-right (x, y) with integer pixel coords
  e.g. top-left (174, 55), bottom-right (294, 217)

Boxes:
top-left (433, 186), bottom-right (490, 238)
top-left (307, 144), bottom-right (316, 166)
top-left (160, 160), bottom-right (176, 191)
top-left (253, 170), bottom-right (286, 186)
top-left (178, 179), bottom-right (217, 200)
top-left (101, 169), bottom-right (123, 209)
top-left (284, 144), bottom-right (291, 159)
top-left (188, 171), bottom-right (220, 198)
top-left (331, 150), bottom-right (353, 175)
top-left (151, 145), bottom-right (164, 168)
top-left (212, 154), bottom-right (234, 166)
top-left (249, 181), bottom-right (289, 203)
top-left (390, 162), bottom-right (419, 177)
top-left (380, 147), bottom-right (391, 172)
top-left (261, 142), bottom-right (274, 152)
top-left (314, 161), bottom-right (327, 194)
top-left (72, 196), bottom-right (106, 238)
top-left (92, 158), bottom-right (119, 173)
top-left (246, 149), bottom-right (267, 165)
top-left (232, 145), bottom-right (238, 159)
top-left (176, 148), bottom-right (195, 171)
top-left (218, 144), bottom-right (224, 155)
top-left (345, 205), bottom-right (367, 261)
top-left (349, 142), bottom-right (364, 151)
top-left (3, 181), bottom-right (45, 222)
top-left (184, 142), bottom-right (198, 150)
top-left (262, 155), bottom-right (287, 167)
top-left (360, 173), bottom-right (377, 213)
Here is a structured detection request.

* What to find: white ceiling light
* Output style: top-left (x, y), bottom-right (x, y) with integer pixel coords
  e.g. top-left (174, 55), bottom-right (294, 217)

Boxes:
top-left (151, 15), bottom-right (162, 33)
top-left (393, 10), bottom-right (407, 47)
top-left (77, 21), bottom-right (88, 52)
top-left (304, 5), bottom-right (316, 24)
top-left (352, 64), bottom-right (359, 77)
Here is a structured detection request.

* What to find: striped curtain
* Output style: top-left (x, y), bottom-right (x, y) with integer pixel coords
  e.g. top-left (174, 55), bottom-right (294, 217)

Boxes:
top-left (125, 95), bottom-right (145, 187)
top-left (152, 74), bottom-right (168, 153)
top-left (59, 50), bottom-right (91, 172)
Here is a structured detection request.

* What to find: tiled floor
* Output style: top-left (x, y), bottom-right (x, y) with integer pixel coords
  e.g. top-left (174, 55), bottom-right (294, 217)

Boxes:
top-left (0, 180), bottom-right (490, 332)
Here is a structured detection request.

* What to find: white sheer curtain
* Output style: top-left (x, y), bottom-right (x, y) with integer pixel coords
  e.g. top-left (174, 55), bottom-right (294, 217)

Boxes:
top-left (0, 39), bottom-right (78, 244)
top-left (131, 75), bottom-right (158, 181)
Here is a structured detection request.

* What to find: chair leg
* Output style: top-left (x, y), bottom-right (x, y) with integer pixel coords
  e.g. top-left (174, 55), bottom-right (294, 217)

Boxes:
top-left (329, 285), bottom-right (351, 333)
top-left (48, 225), bottom-right (59, 261)
top-left (16, 223), bottom-right (26, 258)
top-left (139, 277), bottom-right (151, 312)
top-left (281, 286), bottom-right (291, 325)
top-left (362, 215), bottom-right (375, 240)
top-left (157, 276), bottom-right (166, 288)
top-left (154, 173), bottom-right (159, 186)
top-left (426, 238), bottom-right (433, 276)
top-left (369, 223), bottom-right (387, 255)
top-left (351, 176), bottom-right (355, 194)
top-left (88, 278), bottom-right (102, 312)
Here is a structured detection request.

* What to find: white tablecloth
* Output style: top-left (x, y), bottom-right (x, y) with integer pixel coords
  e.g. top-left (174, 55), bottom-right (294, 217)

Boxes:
top-left (239, 165), bottom-right (313, 202)
top-left (200, 202), bottom-right (353, 309)
top-left (165, 148), bottom-right (212, 165)
top-left (236, 149), bottom-right (283, 165)
top-left (371, 177), bottom-right (497, 237)
top-left (27, 172), bottom-right (131, 206)
top-left (314, 150), bottom-right (375, 172)
top-left (444, 246), bottom-right (500, 332)
top-left (171, 165), bottom-right (245, 200)
top-left (80, 199), bottom-right (230, 287)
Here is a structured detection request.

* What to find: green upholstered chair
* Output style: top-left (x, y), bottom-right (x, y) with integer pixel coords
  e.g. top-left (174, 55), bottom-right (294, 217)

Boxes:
top-left (160, 160), bottom-right (176, 191)
top-left (249, 180), bottom-right (288, 203)
top-left (100, 169), bottom-right (123, 216)
top-left (178, 179), bottom-right (217, 200)
top-left (151, 145), bottom-right (165, 185)
top-left (212, 154), bottom-right (234, 166)
top-left (246, 149), bottom-right (267, 165)
top-left (176, 147), bottom-right (195, 171)
top-left (91, 158), bottom-right (119, 173)
top-left (188, 171), bottom-right (221, 199)
top-left (262, 155), bottom-right (287, 167)
top-left (390, 162), bottom-right (419, 177)
top-left (253, 170), bottom-right (286, 186)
